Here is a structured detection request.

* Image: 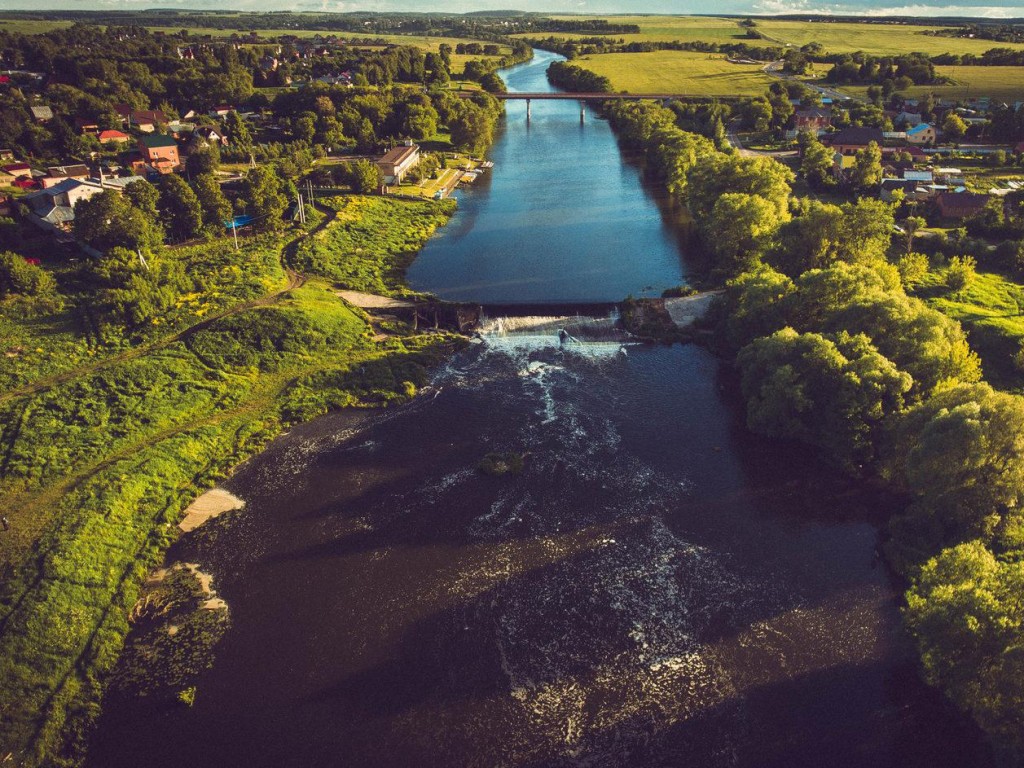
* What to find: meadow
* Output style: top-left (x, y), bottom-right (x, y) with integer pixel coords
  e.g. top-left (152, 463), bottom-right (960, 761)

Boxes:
top-left (569, 50), bottom-right (776, 96)
top-left (916, 267), bottom-right (1024, 390)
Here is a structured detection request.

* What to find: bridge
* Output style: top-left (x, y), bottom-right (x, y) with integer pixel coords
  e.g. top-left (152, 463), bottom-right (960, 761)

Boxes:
top-left (458, 90), bottom-right (683, 122)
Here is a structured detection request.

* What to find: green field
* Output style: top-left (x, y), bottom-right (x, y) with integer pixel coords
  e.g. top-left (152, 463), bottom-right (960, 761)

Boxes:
top-left (542, 15), bottom-right (1024, 57)
top-left (571, 50), bottom-right (776, 95)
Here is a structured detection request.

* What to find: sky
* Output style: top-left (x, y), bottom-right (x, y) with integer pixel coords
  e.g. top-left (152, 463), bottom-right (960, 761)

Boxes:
top-left (0, 0), bottom-right (1022, 18)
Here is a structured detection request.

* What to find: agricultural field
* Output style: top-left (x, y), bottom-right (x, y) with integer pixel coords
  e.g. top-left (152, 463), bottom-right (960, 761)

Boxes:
top-left (542, 15), bottom-right (1024, 57)
top-left (570, 50), bottom-right (777, 96)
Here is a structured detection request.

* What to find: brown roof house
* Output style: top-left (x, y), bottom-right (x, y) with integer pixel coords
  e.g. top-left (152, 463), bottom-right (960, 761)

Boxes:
top-left (825, 127), bottom-right (885, 156)
top-left (935, 192), bottom-right (990, 221)
top-left (376, 143), bottom-right (420, 186)
top-left (115, 104), bottom-right (167, 133)
top-left (41, 164), bottom-right (90, 189)
top-left (138, 134), bottom-right (180, 174)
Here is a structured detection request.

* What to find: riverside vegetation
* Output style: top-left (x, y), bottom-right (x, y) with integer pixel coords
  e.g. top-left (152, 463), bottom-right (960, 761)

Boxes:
top-left (604, 97), bottom-right (1024, 762)
top-left (0, 192), bottom-right (460, 766)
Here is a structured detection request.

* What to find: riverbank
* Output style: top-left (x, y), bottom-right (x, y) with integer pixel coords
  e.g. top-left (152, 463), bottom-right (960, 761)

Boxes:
top-left (0, 195), bottom-right (467, 767)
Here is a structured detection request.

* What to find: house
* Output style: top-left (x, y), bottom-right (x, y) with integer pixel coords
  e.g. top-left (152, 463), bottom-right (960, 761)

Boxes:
top-left (3, 163), bottom-right (31, 179)
top-left (935, 192), bottom-right (990, 220)
top-left (880, 178), bottom-right (918, 202)
top-left (137, 134), bottom-right (180, 173)
top-left (97, 129), bottom-right (130, 145)
top-left (902, 170), bottom-right (934, 183)
top-left (376, 143), bottom-right (420, 185)
top-left (30, 105), bottom-right (54, 123)
top-left (793, 108), bottom-right (831, 133)
top-left (193, 126), bottom-right (228, 146)
top-left (74, 117), bottom-right (100, 135)
top-left (22, 178), bottom-right (105, 232)
top-left (209, 105), bottom-right (233, 118)
top-left (825, 127), bottom-right (884, 155)
top-left (894, 111), bottom-right (923, 127)
top-left (41, 164), bottom-right (90, 189)
top-left (114, 105), bottom-right (167, 133)
top-left (906, 123), bottom-right (937, 145)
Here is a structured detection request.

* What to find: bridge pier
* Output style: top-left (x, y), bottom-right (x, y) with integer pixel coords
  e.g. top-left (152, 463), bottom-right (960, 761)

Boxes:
top-left (580, 100), bottom-right (585, 125)
top-left (526, 98), bottom-right (531, 122)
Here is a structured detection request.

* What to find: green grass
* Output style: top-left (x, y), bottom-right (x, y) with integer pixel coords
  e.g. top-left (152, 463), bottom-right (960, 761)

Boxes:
top-left (536, 15), bottom-right (1024, 57)
top-left (571, 50), bottom-right (776, 96)
top-left (916, 268), bottom-right (1024, 390)
top-left (289, 195), bottom-right (456, 295)
top-left (0, 19), bottom-right (73, 33)
top-left (0, 200), bottom-right (463, 767)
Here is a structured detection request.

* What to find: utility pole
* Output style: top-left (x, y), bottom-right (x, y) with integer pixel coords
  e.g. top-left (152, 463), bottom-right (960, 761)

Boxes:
top-left (231, 219), bottom-right (239, 251)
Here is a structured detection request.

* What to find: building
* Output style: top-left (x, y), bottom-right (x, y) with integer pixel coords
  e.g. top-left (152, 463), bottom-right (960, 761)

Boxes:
top-left (934, 192), bottom-right (990, 220)
top-left (30, 105), bottom-right (54, 123)
top-left (825, 127), bottom-right (884, 155)
top-left (376, 143), bottom-right (420, 185)
top-left (114, 104), bottom-right (167, 133)
top-left (41, 164), bottom-right (90, 189)
top-left (193, 126), bottom-right (228, 146)
top-left (906, 123), bottom-right (937, 145)
top-left (98, 129), bottom-right (130, 145)
top-left (880, 178), bottom-right (918, 202)
top-left (22, 178), bottom-right (105, 232)
top-left (894, 111), bottom-right (923, 127)
top-left (793, 108), bottom-right (831, 133)
top-left (137, 134), bottom-right (180, 173)
top-left (2, 162), bottom-right (32, 178)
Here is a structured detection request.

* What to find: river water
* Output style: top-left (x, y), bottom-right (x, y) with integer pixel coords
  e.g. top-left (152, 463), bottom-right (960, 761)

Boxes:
top-left (88, 51), bottom-right (988, 767)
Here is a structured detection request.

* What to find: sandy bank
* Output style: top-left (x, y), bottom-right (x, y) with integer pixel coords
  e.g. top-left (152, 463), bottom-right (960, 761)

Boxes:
top-left (178, 488), bottom-right (245, 533)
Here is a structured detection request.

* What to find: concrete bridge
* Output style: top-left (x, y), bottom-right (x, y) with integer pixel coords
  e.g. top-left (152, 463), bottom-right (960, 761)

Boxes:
top-left (458, 90), bottom-right (683, 122)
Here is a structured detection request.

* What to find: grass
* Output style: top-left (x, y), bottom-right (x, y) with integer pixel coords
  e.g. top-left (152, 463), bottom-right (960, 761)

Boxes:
top-left (840, 65), bottom-right (1024, 102)
top-left (289, 195), bottom-right (456, 295)
top-left (0, 198), bottom-right (463, 767)
top-left (916, 267), bottom-right (1024, 390)
top-left (536, 15), bottom-right (1024, 57)
top-left (570, 50), bottom-right (777, 96)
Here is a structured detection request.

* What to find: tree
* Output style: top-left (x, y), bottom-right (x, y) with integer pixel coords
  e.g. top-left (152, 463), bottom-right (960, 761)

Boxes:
top-left (348, 159), bottom-right (382, 194)
top-left (124, 179), bottom-right (160, 219)
top-left (942, 112), bottom-right (967, 141)
top-left (158, 174), bottom-right (203, 242)
top-left (800, 134), bottom-right (835, 189)
top-left (192, 174), bottom-right (232, 235)
top-left (849, 140), bottom-right (883, 193)
top-left (224, 110), bottom-right (252, 154)
top-left (242, 166), bottom-right (287, 231)
top-left (897, 252), bottom-right (929, 286)
top-left (905, 541), bottom-right (1024, 757)
top-left (186, 141), bottom-right (220, 177)
top-left (737, 327), bottom-right (911, 472)
top-left (946, 255), bottom-right (977, 292)
top-left (0, 251), bottom-right (55, 297)
top-left (449, 101), bottom-right (495, 155)
top-left (707, 193), bottom-right (785, 277)
top-left (904, 215), bottom-right (927, 253)
top-left (687, 154), bottom-right (794, 223)
top-left (74, 190), bottom-right (163, 252)
top-left (83, 245), bottom-right (186, 330)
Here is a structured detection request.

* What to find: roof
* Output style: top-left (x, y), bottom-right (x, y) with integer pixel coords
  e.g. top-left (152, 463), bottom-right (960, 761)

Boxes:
top-left (378, 144), bottom-right (419, 167)
top-left (907, 123), bottom-right (934, 135)
top-left (98, 129), bottom-right (129, 141)
top-left (935, 192), bottom-right (990, 217)
top-left (903, 170), bottom-right (934, 182)
top-left (3, 162), bottom-right (30, 173)
top-left (47, 164), bottom-right (89, 178)
top-left (826, 127), bottom-right (884, 146)
top-left (139, 134), bottom-right (178, 149)
top-left (30, 105), bottom-right (53, 120)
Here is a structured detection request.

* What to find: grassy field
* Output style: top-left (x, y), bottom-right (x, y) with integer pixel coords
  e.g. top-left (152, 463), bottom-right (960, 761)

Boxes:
top-left (0, 196), bottom-right (463, 766)
top-left (839, 65), bottom-right (1024, 102)
top-left (570, 50), bottom-right (776, 96)
top-left (541, 15), bottom-right (1024, 57)
top-left (916, 268), bottom-right (1024, 390)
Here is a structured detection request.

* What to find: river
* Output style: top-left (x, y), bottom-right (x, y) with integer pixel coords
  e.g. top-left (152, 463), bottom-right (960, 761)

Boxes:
top-left (87, 50), bottom-right (989, 767)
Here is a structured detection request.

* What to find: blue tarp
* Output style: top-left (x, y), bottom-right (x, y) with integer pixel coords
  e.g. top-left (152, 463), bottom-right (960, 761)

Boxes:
top-left (224, 215), bottom-right (256, 229)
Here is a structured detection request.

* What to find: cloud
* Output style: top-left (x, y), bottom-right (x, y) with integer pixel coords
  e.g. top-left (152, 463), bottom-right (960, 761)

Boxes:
top-left (752, 0), bottom-right (1024, 15)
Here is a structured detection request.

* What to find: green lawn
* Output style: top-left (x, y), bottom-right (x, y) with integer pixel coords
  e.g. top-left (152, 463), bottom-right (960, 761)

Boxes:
top-left (571, 50), bottom-right (776, 96)
top-left (917, 268), bottom-right (1024, 390)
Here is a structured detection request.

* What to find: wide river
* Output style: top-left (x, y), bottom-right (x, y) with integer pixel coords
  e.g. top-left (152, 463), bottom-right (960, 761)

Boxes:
top-left (88, 51), bottom-right (989, 767)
